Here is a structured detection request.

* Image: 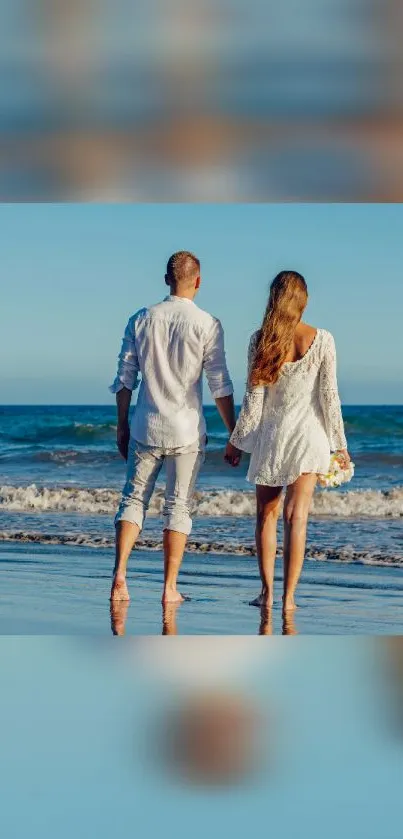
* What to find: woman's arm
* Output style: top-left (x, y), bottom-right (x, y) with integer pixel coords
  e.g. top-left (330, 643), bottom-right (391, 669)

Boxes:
top-left (318, 332), bottom-right (348, 454)
top-left (227, 333), bottom-right (264, 454)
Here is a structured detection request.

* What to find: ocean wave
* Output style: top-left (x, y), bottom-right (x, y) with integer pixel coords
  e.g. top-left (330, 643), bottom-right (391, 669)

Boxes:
top-left (1, 484), bottom-right (403, 518)
top-left (73, 422), bottom-right (117, 431)
top-left (32, 449), bottom-right (119, 464)
top-left (2, 422), bottom-right (117, 445)
top-left (0, 484), bottom-right (120, 514)
top-left (1, 447), bottom-right (239, 466)
top-left (1, 529), bottom-right (402, 567)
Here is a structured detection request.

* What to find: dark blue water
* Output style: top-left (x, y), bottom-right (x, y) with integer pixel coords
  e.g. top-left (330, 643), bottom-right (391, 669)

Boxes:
top-left (0, 405), bottom-right (402, 566)
top-left (1, 404), bottom-right (403, 489)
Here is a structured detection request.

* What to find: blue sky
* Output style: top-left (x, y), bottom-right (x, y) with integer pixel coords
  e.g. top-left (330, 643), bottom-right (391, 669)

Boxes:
top-left (1, 203), bottom-right (402, 404)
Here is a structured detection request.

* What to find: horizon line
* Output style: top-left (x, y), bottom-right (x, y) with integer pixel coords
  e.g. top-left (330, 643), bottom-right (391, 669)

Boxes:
top-left (1, 403), bottom-right (402, 409)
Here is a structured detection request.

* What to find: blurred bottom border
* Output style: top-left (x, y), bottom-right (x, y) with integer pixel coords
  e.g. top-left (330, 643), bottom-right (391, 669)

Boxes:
top-left (0, 637), bottom-right (402, 839)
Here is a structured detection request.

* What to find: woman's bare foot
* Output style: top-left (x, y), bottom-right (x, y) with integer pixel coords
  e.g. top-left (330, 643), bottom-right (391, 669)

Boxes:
top-left (249, 590), bottom-right (273, 608)
top-left (161, 587), bottom-right (185, 604)
top-left (110, 575), bottom-right (130, 602)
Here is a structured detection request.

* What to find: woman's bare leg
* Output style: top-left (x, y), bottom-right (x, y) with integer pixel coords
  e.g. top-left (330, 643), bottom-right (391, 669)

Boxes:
top-left (250, 484), bottom-right (283, 607)
top-left (283, 473), bottom-right (317, 612)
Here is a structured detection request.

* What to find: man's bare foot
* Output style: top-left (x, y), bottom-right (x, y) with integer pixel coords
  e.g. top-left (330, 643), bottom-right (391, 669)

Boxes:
top-left (282, 596), bottom-right (297, 614)
top-left (161, 587), bottom-right (185, 604)
top-left (249, 591), bottom-right (273, 608)
top-left (110, 575), bottom-right (130, 602)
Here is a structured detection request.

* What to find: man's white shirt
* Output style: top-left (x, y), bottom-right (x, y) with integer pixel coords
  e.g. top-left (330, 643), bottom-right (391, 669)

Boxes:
top-left (110, 295), bottom-right (233, 448)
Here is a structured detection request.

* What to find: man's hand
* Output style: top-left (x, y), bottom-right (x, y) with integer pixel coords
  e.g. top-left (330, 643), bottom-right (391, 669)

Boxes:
top-left (224, 440), bottom-right (242, 467)
top-left (117, 421), bottom-right (130, 461)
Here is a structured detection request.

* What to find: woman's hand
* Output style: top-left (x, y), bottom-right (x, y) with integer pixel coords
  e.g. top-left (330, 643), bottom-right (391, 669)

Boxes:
top-left (117, 421), bottom-right (130, 461)
top-left (335, 449), bottom-right (351, 470)
top-left (224, 441), bottom-right (242, 467)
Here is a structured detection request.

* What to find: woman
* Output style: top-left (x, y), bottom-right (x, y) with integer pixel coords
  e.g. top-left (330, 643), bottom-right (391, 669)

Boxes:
top-left (225, 271), bottom-right (350, 612)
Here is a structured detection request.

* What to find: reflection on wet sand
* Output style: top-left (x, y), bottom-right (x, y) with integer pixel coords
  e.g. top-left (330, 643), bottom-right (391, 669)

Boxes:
top-left (258, 607), bottom-right (298, 635)
top-left (162, 603), bottom-right (181, 636)
top-left (110, 600), bottom-right (129, 636)
top-left (282, 612), bottom-right (298, 636)
top-left (259, 607), bottom-right (273, 636)
top-left (109, 600), bottom-right (183, 635)
top-left (109, 600), bottom-right (299, 635)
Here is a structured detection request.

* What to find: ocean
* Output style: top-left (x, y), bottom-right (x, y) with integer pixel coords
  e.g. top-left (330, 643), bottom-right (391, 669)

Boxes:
top-left (0, 404), bottom-right (402, 570)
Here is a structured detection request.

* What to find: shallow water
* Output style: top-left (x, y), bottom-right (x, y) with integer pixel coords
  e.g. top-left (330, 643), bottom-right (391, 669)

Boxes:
top-left (1, 543), bottom-right (403, 635)
top-left (1, 404), bottom-right (402, 633)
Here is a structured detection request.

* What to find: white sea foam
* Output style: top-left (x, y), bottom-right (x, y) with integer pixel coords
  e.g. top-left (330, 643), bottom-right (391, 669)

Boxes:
top-left (73, 422), bottom-right (117, 431)
top-left (1, 484), bottom-right (403, 518)
top-left (0, 484), bottom-right (121, 514)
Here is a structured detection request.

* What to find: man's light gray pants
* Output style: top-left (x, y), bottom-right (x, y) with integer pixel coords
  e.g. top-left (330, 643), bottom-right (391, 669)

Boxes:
top-left (115, 437), bottom-right (206, 536)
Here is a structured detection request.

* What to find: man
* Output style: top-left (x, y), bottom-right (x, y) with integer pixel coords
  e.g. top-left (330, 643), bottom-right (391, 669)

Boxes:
top-left (109, 251), bottom-right (241, 604)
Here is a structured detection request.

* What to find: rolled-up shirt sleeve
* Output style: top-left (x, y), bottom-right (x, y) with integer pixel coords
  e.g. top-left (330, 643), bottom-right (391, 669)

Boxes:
top-left (109, 315), bottom-right (140, 394)
top-left (203, 318), bottom-right (234, 399)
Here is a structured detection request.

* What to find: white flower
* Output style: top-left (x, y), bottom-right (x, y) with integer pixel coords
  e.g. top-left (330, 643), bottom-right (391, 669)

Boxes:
top-left (318, 457), bottom-right (355, 489)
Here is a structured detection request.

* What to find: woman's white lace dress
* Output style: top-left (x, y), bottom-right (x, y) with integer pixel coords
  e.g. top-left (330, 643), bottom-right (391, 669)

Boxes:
top-left (230, 329), bottom-right (347, 486)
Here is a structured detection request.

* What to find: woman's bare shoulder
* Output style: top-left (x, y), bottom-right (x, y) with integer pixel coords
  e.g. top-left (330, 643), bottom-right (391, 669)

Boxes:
top-left (299, 322), bottom-right (318, 340)
top-left (295, 322), bottom-right (319, 353)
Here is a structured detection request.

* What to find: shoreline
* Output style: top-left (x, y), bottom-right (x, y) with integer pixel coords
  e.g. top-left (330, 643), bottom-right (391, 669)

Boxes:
top-left (1, 542), bottom-right (403, 635)
top-left (1, 530), bottom-right (402, 569)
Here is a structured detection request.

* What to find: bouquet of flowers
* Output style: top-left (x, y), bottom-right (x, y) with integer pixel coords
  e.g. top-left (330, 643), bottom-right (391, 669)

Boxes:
top-left (317, 452), bottom-right (355, 488)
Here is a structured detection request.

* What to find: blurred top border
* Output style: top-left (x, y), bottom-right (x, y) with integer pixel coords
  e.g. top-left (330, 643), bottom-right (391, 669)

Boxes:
top-left (0, 0), bottom-right (402, 201)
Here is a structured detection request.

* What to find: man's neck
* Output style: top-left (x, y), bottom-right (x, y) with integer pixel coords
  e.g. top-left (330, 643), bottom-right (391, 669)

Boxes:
top-left (169, 289), bottom-right (196, 302)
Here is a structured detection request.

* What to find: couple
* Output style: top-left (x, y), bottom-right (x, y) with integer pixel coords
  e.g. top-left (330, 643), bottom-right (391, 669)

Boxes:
top-left (109, 251), bottom-right (350, 612)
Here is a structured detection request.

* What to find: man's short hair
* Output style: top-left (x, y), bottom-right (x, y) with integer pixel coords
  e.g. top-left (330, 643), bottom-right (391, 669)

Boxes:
top-left (166, 251), bottom-right (200, 289)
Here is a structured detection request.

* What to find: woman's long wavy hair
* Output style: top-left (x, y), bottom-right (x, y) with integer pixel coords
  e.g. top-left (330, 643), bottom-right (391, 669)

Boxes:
top-left (249, 271), bottom-right (308, 387)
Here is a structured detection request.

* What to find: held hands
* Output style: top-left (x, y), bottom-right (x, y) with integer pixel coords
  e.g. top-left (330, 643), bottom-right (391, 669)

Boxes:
top-left (117, 421), bottom-right (130, 461)
top-left (224, 440), bottom-right (242, 468)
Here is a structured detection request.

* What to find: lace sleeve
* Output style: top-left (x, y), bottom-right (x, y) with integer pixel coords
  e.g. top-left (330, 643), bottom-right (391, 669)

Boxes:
top-left (230, 333), bottom-right (264, 453)
top-left (319, 332), bottom-right (347, 451)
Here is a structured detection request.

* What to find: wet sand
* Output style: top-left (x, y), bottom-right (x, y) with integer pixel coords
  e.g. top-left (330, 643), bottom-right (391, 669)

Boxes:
top-left (1, 542), bottom-right (403, 635)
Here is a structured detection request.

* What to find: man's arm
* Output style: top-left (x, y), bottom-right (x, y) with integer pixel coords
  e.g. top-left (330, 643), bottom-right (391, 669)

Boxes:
top-left (116, 387), bottom-right (132, 461)
top-left (215, 394), bottom-right (236, 435)
top-left (109, 316), bottom-right (140, 460)
top-left (216, 395), bottom-right (242, 467)
top-left (203, 319), bottom-right (242, 467)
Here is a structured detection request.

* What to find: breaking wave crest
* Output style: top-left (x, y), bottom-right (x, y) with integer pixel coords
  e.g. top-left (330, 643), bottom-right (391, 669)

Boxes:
top-left (1, 483), bottom-right (403, 517)
top-left (3, 421), bottom-right (117, 445)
